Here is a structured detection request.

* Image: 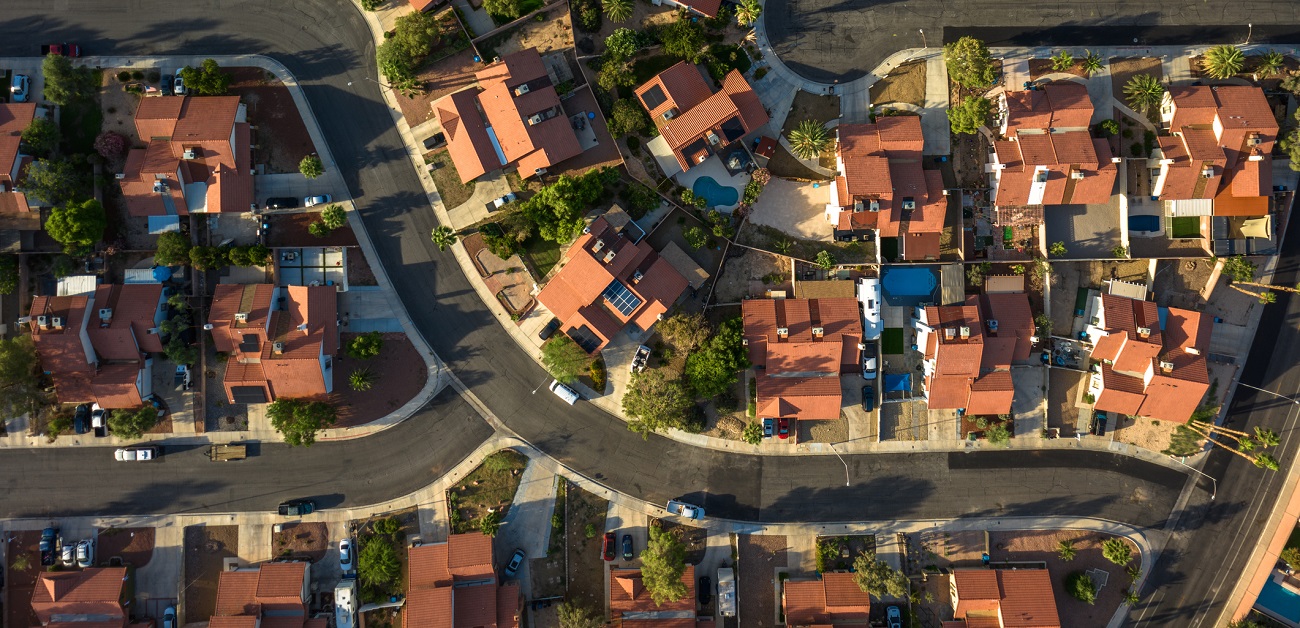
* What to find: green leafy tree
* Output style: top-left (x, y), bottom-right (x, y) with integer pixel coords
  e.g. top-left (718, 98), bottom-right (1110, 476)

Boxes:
top-left (268, 398), bottom-right (338, 446)
top-left (431, 225), bottom-right (458, 251)
top-left (107, 405), bottom-right (160, 440)
top-left (735, 0), bottom-right (761, 26)
top-left (1123, 74), bottom-right (1165, 114)
top-left (227, 247), bottom-right (252, 268)
top-left (598, 61), bottom-right (636, 93)
top-left (623, 369), bottom-right (695, 436)
top-left (155, 232), bottom-right (192, 266)
top-left (1255, 51), bottom-right (1286, 78)
top-left (1227, 620), bottom-right (1267, 628)
top-left (299, 155), bottom-right (324, 179)
top-left (1203, 45), bottom-right (1245, 79)
top-left (94, 131), bottom-right (127, 159)
top-left (944, 36), bottom-right (996, 89)
top-left (22, 158), bottom-right (86, 208)
top-left (684, 318), bottom-right (749, 398)
top-left (519, 171), bottom-right (608, 242)
top-left (603, 0), bottom-right (633, 23)
top-left (986, 423), bottom-right (1010, 445)
top-left (1112, 245), bottom-right (1129, 259)
top-left (605, 28), bottom-right (641, 61)
top-left (788, 119), bottom-right (830, 160)
top-left (350, 368), bottom-right (375, 391)
top-left (1057, 539), bottom-right (1077, 561)
top-left (814, 250), bottom-right (836, 271)
top-left (851, 551), bottom-right (910, 598)
top-left (1281, 547), bottom-right (1300, 570)
top-left (556, 601), bottom-right (604, 628)
top-left (165, 337), bottom-right (199, 366)
top-left (159, 312), bottom-right (191, 339)
top-left (1066, 571), bottom-right (1096, 604)
top-left (640, 524), bottom-right (688, 605)
top-left (657, 312), bottom-right (712, 353)
top-left (19, 118), bottom-right (59, 156)
top-left (179, 59), bottom-right (232, 95)
top-left (949, 96), bottom-right (991, 135)
top-left (1080, 51), bottom-right (1104, 76)
top-left (46, 198), bottom-right (106, 254)
top-left (541, 334), bottom-right (591, 384)
top-left (1102, 537), bottom-right (1132, 565)
top-left (1221, 255), bottom-right (1257, 282)
top-left (0, 336), bottom-right (45, 418)
top-left (348, 331), bottom-right (385, 359)
top-left (485, 0), bottom-right (524, 19)
top-left (1049, 241), bottom-right (1068, 257)
top-left (308, 221), bottom-right (332, 238)
top-left (683, 225), bottom-right (708, 249)
top-left (661, 15), bottom-right (706, 63)
top-left (188, 245), bottom-right (228, 271)
top-left (41, 55), bottom-right (95, 105)
top-left (377, 9), bottom-right (441, 83)
top-left (479, 509), bottom-right (503, 536)
top-left (0, 255), bottom-right (16, 295)
top-left (246, 244), bottom-right (271, 266)
top-left (357, 536), bottom-right (401, 590)
top-left (742, 421), bottom-right (763, 445)
top-left (1050, 50), bottom-right (1074, 72)
top-left (608, 98), bottom-right (651, 137)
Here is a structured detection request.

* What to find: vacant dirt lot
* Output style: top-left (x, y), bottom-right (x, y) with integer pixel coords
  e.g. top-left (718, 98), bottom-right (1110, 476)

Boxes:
top-left (738, 534), bottom-right (787, 627)
top-left (96, 527), bottom-right (155, 567)
top-left (713, 247), bottom-right (788, 302)
top-left (227, 67), bottom-right (317, 173)
top-left (782, 91), bottom-right (841, 136)
top-left (869, 60), bottom-right (926, 107)
top-left (184, 525), bottom-right (239, 623)
top-left (478, 2), bottom-right (575, 59)
top-left (272, 521), bottom-right (330, 562)
top-left (565, 483), bottom-right (610, 610)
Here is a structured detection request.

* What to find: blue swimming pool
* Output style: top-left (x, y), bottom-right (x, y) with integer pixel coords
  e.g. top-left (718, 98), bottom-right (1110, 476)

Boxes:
top-left (692, 176), bottom-right (740, 208)
top-left (1256, 577), bottom-right (1300, 624)
top-left (1129, 214), bottom-right (1162, 233)
top-left (881, 266), bottom-right (938, 307)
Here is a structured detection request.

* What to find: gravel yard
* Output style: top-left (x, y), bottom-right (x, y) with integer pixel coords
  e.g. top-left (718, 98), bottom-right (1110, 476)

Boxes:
top-left (183, 525), bottom-right (239, 623)
top-left (737, 534), bottom-right (787, 627)
top-left (988, 530), bottom-right (1138, 628)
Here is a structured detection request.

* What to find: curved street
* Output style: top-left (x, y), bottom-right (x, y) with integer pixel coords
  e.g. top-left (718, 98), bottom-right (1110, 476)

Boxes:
top-left (0, 2), bottom-right (1298, 625)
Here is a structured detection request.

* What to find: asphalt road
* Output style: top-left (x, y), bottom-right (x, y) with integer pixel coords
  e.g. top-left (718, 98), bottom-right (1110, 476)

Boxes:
top-left (764, 0), bottom-right (1300, 83)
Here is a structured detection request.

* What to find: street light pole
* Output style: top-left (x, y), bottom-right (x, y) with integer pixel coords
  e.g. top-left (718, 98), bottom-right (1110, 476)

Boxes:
top-left (347, 76), bottom-right (397, 90)
top-left (531, 376), bottom-right (550, 394)
top-left (1235, 381), bottom-right (1300, 405)
top-left (919, 29), bottom-right (927, 50)
top-left (1245, 23), bottom-right (1253, 46)
top-left (1169, 456), bottom-right (1217, 500)
top-left (827, 443), bottom-right (850, 487)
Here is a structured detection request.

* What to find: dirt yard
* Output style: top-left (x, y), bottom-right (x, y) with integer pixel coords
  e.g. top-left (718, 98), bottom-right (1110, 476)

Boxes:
top-left (712, 247), bottom-right (789, 302)
top-left (347, 248), bottom-right (379, 286)
top-left (96, 527), bottom-right (155, 567)
top-left (478, 2), bottom-right (575, 59)
top-left (5, 530), bottom-right (44, 628)
top-left (448, 449), bottom-right (529, 534)
top-left (766, 143), bottom-right (832, 181)
top-left (271, 521), bottom-right (330, 562)
top-left (183, 524), bottom-right (239, 623)
top-left (330, 332), bottom-right (429, 427)
top-left (264, 213), bottom-right (359, 247)
top-left (565, 482), bottom-right (610, 610)
top-left (952, 128), bottom-right (990, 188)
top-left (737, 534), bottom-right (787, 628)
top-left (426, 149), bottom-right (476, 208)
top-left (988, 530), bottom-right (1139, 628)
top-left (1109, 57), bottom-right (1164, 118)
top-left (579, 0), bottom-right (678, 58)
top-left (869, 60), bottom-right (926, 107)
top-left (1048, 368), bottom-right (1085, 436)
top-left (396, 10), bottom-right (479, 127)
top-left (782, 91), bottom-right (841, 136)
top-left (224, 67), bottom-right (317, 173)
top-left (799, 416), bottom-right (847, 443)
top-left (738, 222), bottom-right (873, 265)
top-left (656, 519), bottom-right (708, 565)
top-left (1111, 414), bottom-right (1183, 453)
top-left (1028, 57), bottom-right (1092, 81)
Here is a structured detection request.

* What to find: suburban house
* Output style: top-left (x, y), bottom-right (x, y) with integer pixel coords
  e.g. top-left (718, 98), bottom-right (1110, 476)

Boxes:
top-left (989, 82), bottom-right (1118, 228)
top-left (210, 561), bottom-right (327, 628)
top-left (536, 215), bottom-right (689, 353)
top-left (827, 117), bottom-right (948, 259)
top-left (634, 63), bottom-right (768, 176)
top-left (914, 296), bottom-right (1017, 416)
top-left (120, 96), bottom-right (253, 222)
top-left (946, 569), bottom-right (1061, 628)
top-left (435, 48), bottom-right (583, 184)
top-left (404, 532), bottom-right (521, 628)
top-left (1083, 290), bottom-right (1211, 423)
top-left (31, 568), bottom-right (135, 627)
top-left (0, 102), bottom-right (42, 251)
top-left (609, 565), bottom-right (695, 626)
top-left (1154, 85), bottom-right (1278, 246)
top-left (782, 572), bottom-right (872, 626)
top-left (743, 297), bottom-right (863, 427)
top-left (977, 290), bottom-right (1037, 363)
top-left (29, 283), bottom-right (166, 408)
top-left (208, 284), bottom-right (339, 404)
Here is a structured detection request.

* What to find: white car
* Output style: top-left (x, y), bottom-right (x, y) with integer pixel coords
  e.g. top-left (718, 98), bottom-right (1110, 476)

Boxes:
top-left (305, 195), bottom-right (332, 207)
top-left (115, 446), bottom-right (159, 462)
top-left (60, 543), bottom-right (75, 567)
top-left (161, 607), bottom-right (177, 628)
top-left (173, 68), bottom-right (186, 95)
top-left (491, 192), bottom-right (517, 209)
top-left (339, 539), bottom-right (354, 573)
top-left (75, 539), bottom-right (94, 568)
top-left (10, 74), bottom-right (30, 103)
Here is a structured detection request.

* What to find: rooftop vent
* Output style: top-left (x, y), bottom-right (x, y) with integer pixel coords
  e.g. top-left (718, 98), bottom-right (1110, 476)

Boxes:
top-left (1185, 347), bottom-right (1200, 355)
top-left (273, 341), bottom-right (284, 354)
top-left (98, 308), bottom-right (113, 322)
top-left (514, 83), bottom-right (531, 96)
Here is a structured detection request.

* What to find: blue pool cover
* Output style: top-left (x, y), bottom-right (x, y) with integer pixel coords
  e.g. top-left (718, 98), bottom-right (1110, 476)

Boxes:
top-left (1255, 577), bottom-right (1300, 623)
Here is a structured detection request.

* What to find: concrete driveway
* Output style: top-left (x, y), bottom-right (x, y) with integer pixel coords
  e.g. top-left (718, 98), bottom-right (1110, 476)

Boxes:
top-left (494, 460), bottom-right (559, 597)
top-left (1044, 197), bottom-right (1122, 259)
top-left (447, 171), bottom-right (510, 230)
top-left (1009, 364), bottom-right (1046, 437)
top-left (253, 173), bottom-right (339, 209)
top-left (749, 178), bottom-right (831, 241)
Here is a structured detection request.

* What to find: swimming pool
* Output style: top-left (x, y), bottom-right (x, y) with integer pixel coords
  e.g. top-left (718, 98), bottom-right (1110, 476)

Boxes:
top-left (1255, 576), bottom-right (1300, 624)
top-left (1129, 214), bottom-right (1162, 233)
top-left (881, 266), bottom-right (938, 307)
top-left (692, 176), bottom-right (740, 208)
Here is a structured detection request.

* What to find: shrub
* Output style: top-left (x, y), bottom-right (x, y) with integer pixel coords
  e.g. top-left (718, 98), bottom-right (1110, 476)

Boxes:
top-left (131, 70), bottom-right (144, 80)
top-left (626, 135), bottom-right (641, 154)
top-left (1098, 119), bottom-right (1119, 137)
top-left (949, 97), bottom-right (992, 134)
top-left (348, 332), bottom-right (385, 359)
top-left (1065, 571), bottom-right (1096, 604)
top-left (299, 155), bottom-right (324, 179)
top-left (683, 225), bottom-right (708, 249)
top-left (350, 368), bottom-right (374, 391)
top-left (742, 422), bottom-right (763, 445)
top-left (94, 131), bottom-right (127, 158)
top-left (1102, 537), bottom-right (1132, 565)
top-left (608, 98), bottom-right (651, 137)
top-left (589, 358), bottom-right (608, 391)
top-left (106, 405), bottom-right (159, 440)
top-left (117, 71), bottom-right (132, 82)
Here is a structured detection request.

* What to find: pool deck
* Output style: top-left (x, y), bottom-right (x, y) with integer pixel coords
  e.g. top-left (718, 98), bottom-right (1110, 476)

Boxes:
top-left (673, 154), bottom-right (747, 213)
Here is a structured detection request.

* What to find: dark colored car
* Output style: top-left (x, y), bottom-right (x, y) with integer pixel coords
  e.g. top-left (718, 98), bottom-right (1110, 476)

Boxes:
top-left (73, 403), bottom-right (90, 434)
top-left (538, 317), bottom-right (561, 341)
top-left (777, 418), bottom-right (790, 440)
top-left (621, 534), bottom-right (633, 560)
top-left (423, 132), bottom-right (446, 150)
top-left (161, 74), bottom-right (174, 95)
top-left (861, 385), bottom-right (874, 412)
top-left (277, 499), bottom-right (316, 516)
top-left (265, 197), bottom-right (300, 210)
top-left (698, 576), bottom-right (712, 605)
top-left (39, 527), bottom-right (58, 566)
top-left (602, 532), bottom-right (616, 561)
top-left (762, 418), bottom-right (774, 438)
top-left (1091, 412), bottom-right (1108, 437)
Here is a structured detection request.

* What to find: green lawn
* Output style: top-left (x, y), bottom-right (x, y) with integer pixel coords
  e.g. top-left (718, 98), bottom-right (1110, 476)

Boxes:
top-left (882, 328), bottom-right (905, 355)
top-left (705, 44), bottom-right (752, 82)
top-left (524, 234), bottom-right (562, 277)
top-left (1170, 216), bottom-right (1201, 239)
top-left (633, 55), bottom-right (681, 86)
top-left (60, 99), bottom-right (102, 155)
top-left (880, 237), bottom-right (899, 262)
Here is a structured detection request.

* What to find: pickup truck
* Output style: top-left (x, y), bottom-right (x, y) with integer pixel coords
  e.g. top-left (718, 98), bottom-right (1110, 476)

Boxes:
top-left (41, 43), bottom-right (81, 57)
top-left (208, 444), bottom-right (248, 462)
top-left (666, 500), bottom-right (705, 520)
top-left (39, 527), bottom-right (59, 566)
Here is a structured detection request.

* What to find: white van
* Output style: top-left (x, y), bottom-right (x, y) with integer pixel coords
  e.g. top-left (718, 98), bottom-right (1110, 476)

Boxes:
top-left (857, 277), bottom-right (882, 340)
top-left (549, 379), bottom-right (579, 405)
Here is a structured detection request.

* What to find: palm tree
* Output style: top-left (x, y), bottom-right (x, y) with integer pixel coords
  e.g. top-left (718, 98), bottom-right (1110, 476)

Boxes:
top-left (735, 0), bottom-right (762, 26)
top-left (1257, 291), bottom-right (1277, 305)
top-left (1056, 539), bottom-right (1076, 561)
top-left (1255, 51), bottom-right (1286, 78)
top-left (773, 238), bottom-right (793, 255)
top-left (1080, 51), bottom-right (1104, 76)
top-left (350, 368), bottom-right (374, 392)
top-left (1236, 280), bottom-right (1300, 294)
top-left (431, 225), bottom-right (458, 251)
top-left (1123, 589), bottom-right (1141, 605)
top-left (1123, 74), bottom-right (1165, 114)
top-left (1255, 426), bottom-right (1281, 447)
top-left (1204, 45), bottom-right (1245, 79)
top-left (787, 119), bottom-right (830, 160)
top-left (603, 0), bottom-right (633, 23)
top-left (1256, 453), bottom-right (1281, 470)
top-left (1186, 420), bottom-right (1282, 470)
top-left (743, 29), bottom-right (758, 44)
top-left (1050, 50), bottom-right (1074, 72)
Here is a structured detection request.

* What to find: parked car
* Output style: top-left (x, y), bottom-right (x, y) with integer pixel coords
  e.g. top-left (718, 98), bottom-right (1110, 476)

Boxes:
top-left (41, 43), bottom-right (81, 57)
top-left (762, 418), bottom-right (775, 438)
top-left (861, 385), bottom-right (874, 412)
top-left (538, 317), bottom-right (560, 341)
top-left (278, 499), bottom-right (316, 516)
top-left (505, 548), bottom-right (525, 577)
top-left (305, 194), bottom-right (332, 207)
top-left (621, 534), bottom-right (633, 560)
top-left (602, 532), bottom-right (616, 561)
top-left (629, 345), bottom-right (651, 373)
top-left (777, 418), bottom-right (790, 440)
top-left (175, 364), bottom-right (192, 391)
top-left (10, 74), bottom-right (30, 103)
top-left (698, 576), bottom-right (712, 605)
top-left (39, 527), bottom-right (58, 566)
top-left (886, 605), bottom-right (902, 628)
top-left (75, 539), bottom-right (94, 568)
top-left (73, 403), bottom-right (90, 434)
top-left (173, 68), bottom-right (186, 95)
top-left (549, 379), bottom-right (580, 405)
top-left (491, 192), bottom-right (517, 209)
top-left (90, 404), bottom-right (107, 437)
top-left (161, 606), bottom-right (177, 628)
top-left (422, 132), bottom-right (446, 150)
top-left (665, 500), bottom-right (705, 520)
top-left (338, 539), bottom-right (354, 572)
top-left (160, 74), bottom-right (174, 95)
top-left (1091, 412), bottom-right (1108, 437)
top-left (60, 543), bottom-right (75, 567)
top-left (114, 446), bottom-right (160, 462)
top-left (265, 197), bottom-right (299, 209)
top-left (862, 346), bottom-right (878, 379)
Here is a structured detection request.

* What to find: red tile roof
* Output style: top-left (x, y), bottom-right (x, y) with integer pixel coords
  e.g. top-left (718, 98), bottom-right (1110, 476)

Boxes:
top-left (436, 89), bottom-right (500, 183)
top-left (87, 284), bottom-right (165, 359)
top-left (211, 562), bottom-right (312, 627)
top-left (0, 103), bottom-right (36, 135)
top-left (953, 569), bottom-right (1060, 628)
top-left (995, 84), bottom-right (1116, 209)
top-left (783, 572), bottom-right (871, 626)
top-left (214, 571), bottom-right (260, 616)
top-left (1159, 85), bottom-right (1276, 214)
top-left (1092, 296), bottom-right (1211, 422)
top-left (980, 292), bottom-right (1035, 361)
top-left (212, 284), bottom-right (337, 403)
top-left (756, 376), bottom-right (844, 420)
top-left (744, 297), bottom-right (862, 419)
top-left (966, 372), bottom-right (1014, 416)
top-left (835, 119), bottom-right (947, 239)
top-left (610, 565), bottom-right (695, 614)
top-left (637, 62), bottom-right (713, 128)
top-left (32, 568), bottom-right (128, 627)
top-left (637, 67), bottom-right (767, 171)
top-left (405, 533), bottom-right (517, 628)
top-left (1003, 82), bottom-right (1093, 135)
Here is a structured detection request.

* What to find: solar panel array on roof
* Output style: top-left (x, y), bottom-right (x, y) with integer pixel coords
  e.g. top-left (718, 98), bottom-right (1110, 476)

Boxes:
top-left (231, 386), bottom-right (268, 404)
top-left (602, 280), bottom-right (643, 316)
top-left (568, 325), bottom-right (602, 353)
top-left (641, 85), bottom-right (667, 111)
top-left (239, 333), bottom-right (259, 353)
top-left (720, 116), bottom-right (746, 142)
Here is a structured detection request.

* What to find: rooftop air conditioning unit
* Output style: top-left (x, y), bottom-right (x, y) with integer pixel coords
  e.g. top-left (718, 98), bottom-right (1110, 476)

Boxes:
top-left (1201, 165), bottom-right (1214, 177)
top-left (853, 200), bottom-right (864, 213)
top-left (632, 270), bottom-right (644, 283)
top-left (51, 317), bottom-right (63, 329)
top-left (987, 319), bottom-right (999, 333)
top-left (37, 315), bottom-right (48, 329)
top-left (697, 154), bottom-right (707, 164)
top-left (742, 338), bottom-right (748, 345)
top-left (944, 328), bottom-right (956, 339)
top-left (147, 327), bottom-right (159, 335)
top-left (514, 83), bottom-right (531, 96)
top-left (582, 225), bottom-right (591, 235)
top-left (1071, 171), bottom-right (1085, 180)
top-left (776, 327), bottom-right (789, 337)
top-left (959, 326), bottom-right (971, 338)
top-left (273, 341), bottom-right (285, 354)
top-left (592, 239), bottom-right (606, 253)
top-left (235, 312), bottom-right (249, 323)
top-left (528, 114), bottom-right (544, 126)
top-left (902, 198), bottom-right (916, 210)
top-left (115, 173), bottom-right (126, 180)
top-left (1247, 133), bottom-right (1262, 146)
top-left (1136, 326), bottom-right (1152, 337)
top-left (707, 132), bottom-right (720, 146)
top-left (812, 326), bottom-right (824, 337)
top-left (183, 148), bottom-right (196, 160)
top-left (662, 109), bottom-right (677, 120)
top-left (868, 200), bottom-right (880, 212)
top-left (98, 308), bottom-right (113, 321)
top-left (1159, 360), bottom-right (1174, 372)
top-left (603, 250), bottom-right (616, 263)
top-left (152, 181), bottom-right (168, 194)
